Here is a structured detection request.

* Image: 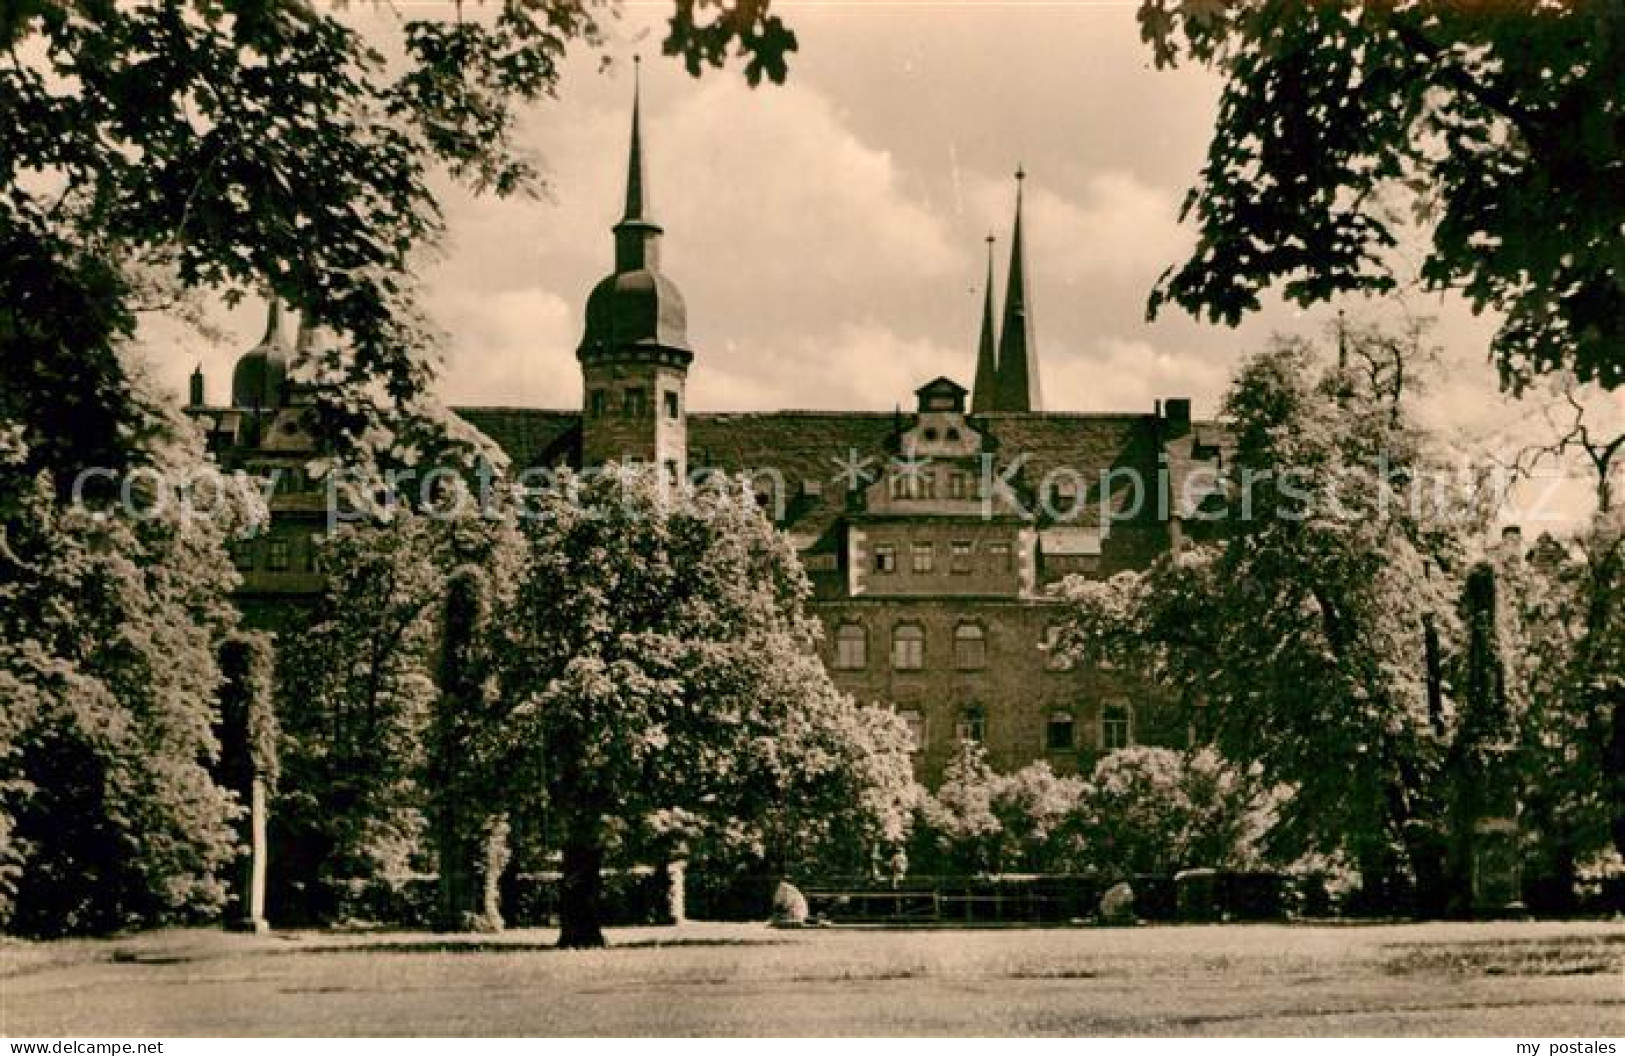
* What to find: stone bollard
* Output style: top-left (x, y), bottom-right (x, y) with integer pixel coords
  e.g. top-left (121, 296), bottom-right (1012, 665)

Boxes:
top-left (667, 860), bottom-right (687, 926)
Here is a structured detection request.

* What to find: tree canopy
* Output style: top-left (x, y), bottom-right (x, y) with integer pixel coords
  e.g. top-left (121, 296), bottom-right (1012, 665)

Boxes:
top-left (1055, 330), bottom-right (1483, 909)
top-left (1140, 0), bottom-right (1625, 392)
top-left (503, 465), bottom-right (914, 946)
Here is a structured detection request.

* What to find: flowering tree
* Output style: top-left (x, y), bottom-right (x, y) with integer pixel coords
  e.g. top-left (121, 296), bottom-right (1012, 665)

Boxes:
top-left (503, 465), bottom-right (910, 947)
top-left (1056, 333), bottom-right (1484, 912)
top-left (1082, 747), bottom-right (1271, 878)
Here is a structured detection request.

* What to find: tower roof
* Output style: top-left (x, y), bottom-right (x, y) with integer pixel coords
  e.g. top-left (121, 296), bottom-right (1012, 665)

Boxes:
top-left (970, 233), bottom-right (999, 414)
top-left (231, 297), bottom-right (291, 409)
top-left (580, 60), bottom-right (691, 363)
top-left (994, 167), bottom-right (1043, 412)
top-left (621, 56), bottom-right (653, 225)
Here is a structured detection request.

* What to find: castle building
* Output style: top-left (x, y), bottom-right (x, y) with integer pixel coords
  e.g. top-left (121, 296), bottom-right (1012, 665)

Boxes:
top-left (191, 77), bottom-right (1230, 784)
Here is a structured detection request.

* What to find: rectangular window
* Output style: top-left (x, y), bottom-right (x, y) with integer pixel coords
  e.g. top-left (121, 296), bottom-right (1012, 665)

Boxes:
top-left (228, 539), bottom-right (254, 571)
top-left (663, 459), bottom-right (680, 487)
top-left (266, 539), bottom-right (290, 572)
top-left (919, 472), bottom-right (936, 500)
top-left (1102, 704), bottom-right (1133, 751)
top-left (911, 542), bottom-right (934, 574)
top-left (950, 540), bottom-right (973, 573)
top-left (623, 387), bottom-right (647, 418)
top-left (948, 472), bottom-right (968, 500)
top-left (989, 541), bottom-right (1013, 573)
top-left (874, 544), bottom-right (897, 573)
top-left (835, 626), bottom-right (868, 670)
top-left (1047, 712), bottom-right (1076, 752)
top-left (663, 390), bottom-right (680, 419)
top-left (588, 389), bottom-right (608, 418)
top-left (892, 629), bottom-right (925, 671)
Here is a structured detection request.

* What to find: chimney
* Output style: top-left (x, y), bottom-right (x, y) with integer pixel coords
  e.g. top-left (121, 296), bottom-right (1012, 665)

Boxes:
top-left (1163, 397), bottom-right (1192, 438)
top-left (188, 364), bottom-right (205, 407)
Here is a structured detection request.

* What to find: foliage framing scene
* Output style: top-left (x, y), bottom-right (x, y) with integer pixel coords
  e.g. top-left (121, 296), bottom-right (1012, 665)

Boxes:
top-left (1, 0), bottom-right (1623, 1039)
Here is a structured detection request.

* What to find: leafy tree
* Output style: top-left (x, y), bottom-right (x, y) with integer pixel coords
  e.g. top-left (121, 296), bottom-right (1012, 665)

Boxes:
top-left (216, 630), bottom-right (279, 924)
top-left (989, 762), bottom-right (1086, 874)
top-left (1503, 529), bottom-right (1622, 909)
top-left (914, 741), bottom-right (1006, 875)
top-left (1081, 747), bottom-right (1270, 878)
top-left (1056, 332), bottom-right (1485, 912)
top-left (732, 693), bottom-right (919, 881)
top-left (1140, 0), bottom-right (1625, 392)
top-left (429, 564), bottom-right (509, 931)
top-left (0, 420), bottom-right (255, 935)
top-left (502, 464), bottom-right (904, 947)
top-left (275, 511), bottom-right (514, 923)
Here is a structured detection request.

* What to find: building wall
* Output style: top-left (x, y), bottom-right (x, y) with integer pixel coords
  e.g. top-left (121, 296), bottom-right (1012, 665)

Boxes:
top-left (811, 597), bottom-right (1183, 784)
top-left (580, 358), bottom-right (688, 477)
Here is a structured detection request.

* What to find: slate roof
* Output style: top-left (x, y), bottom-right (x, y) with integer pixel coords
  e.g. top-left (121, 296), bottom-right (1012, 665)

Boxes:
top-left (448, 405), bottom-right (1216, 548)
top-left (454, 408), bottom-right (581, 471)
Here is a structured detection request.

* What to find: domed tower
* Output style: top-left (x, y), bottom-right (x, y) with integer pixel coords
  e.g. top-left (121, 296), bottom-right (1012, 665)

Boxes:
top-left (231, 298), bottom-right (292, 410)
top-left (577, 60), bottom-right (693, 482)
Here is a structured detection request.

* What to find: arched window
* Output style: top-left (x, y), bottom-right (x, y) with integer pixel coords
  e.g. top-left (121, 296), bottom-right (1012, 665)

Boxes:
top-left (898, 709), bottom-right (925, 752)
top-left (892, 624), bottom-right (925, 670)
top-left (955, 705), bottom-right (986, 744)
top-left (954, 623), bottom-right (987, 669)
top-left (1101, 702), bottom-right (1133, 751)
top-left (834, 623), bottom-right (867, 670)
top-left (1046, 710), bottom-right (1076, 752)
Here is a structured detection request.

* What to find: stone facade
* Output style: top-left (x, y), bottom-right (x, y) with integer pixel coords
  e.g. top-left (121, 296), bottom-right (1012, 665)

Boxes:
top-left (188, 81), bottom-right (1229, 786)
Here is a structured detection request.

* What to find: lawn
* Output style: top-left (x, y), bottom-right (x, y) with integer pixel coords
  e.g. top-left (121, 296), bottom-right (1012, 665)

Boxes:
top-left (2, 920), bottom-right (1620, 1037)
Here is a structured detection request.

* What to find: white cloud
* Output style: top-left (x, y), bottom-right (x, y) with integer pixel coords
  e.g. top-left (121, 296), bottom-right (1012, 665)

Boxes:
top-left (689, 321), bottom-right (965, 413)
top-left (1044, 337), bottom-right (1232, 419)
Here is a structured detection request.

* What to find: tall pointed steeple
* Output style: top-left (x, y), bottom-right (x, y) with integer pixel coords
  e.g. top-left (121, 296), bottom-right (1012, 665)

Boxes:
top-left (994, 167), bottom-right (1043, 412)
top-left (577, 57), bottom-right (693, 478)
top-left (970, 233), bottom-right (999, 414)
top-left (613, 56), bottom-right (664, 274)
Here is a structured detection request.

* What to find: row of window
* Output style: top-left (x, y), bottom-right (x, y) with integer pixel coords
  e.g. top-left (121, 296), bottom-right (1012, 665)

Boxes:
top-left (836, 622), bottom-right (990, 670)
top-left (230, 537), bottom-right (305, 573)
top-left (893, 704), bottom-right (1132, 754)
top-left (587, 387), bottom-right (681, 421)
top-left (835, 621), bottom-right (1076, 672)
top-left (888, 471), bottom-right (981, 501)
top-left (872, 540), bottom-right (1014, 576)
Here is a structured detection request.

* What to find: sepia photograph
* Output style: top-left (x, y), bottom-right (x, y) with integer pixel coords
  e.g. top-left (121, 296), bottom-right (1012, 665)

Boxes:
top-left (0, 0), bottom-right (1622, 1043)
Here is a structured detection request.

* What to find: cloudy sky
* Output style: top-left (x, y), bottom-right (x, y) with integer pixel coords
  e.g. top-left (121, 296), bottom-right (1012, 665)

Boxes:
top-left (156, 1), bottom-right (1617, 524)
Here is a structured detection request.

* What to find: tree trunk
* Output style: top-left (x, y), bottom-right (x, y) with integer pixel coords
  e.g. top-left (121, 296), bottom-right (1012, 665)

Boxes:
top-left (1609, 695), bottom-right (1625, 859)
top-left (558, 816), bottom-right (606, 948)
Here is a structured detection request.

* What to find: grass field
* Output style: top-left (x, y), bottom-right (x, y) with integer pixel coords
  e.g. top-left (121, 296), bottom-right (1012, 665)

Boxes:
top-left (3, 920), bottom-right (1621, 1037)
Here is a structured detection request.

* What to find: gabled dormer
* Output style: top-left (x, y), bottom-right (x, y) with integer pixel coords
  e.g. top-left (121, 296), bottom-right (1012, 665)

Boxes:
top-left (859, 378), bottom-right (1020, 517)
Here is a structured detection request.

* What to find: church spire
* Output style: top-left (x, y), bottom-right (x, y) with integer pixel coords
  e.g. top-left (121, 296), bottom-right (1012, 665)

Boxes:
top-left (971, 233), bottom-right (999, 414)
top-left (994, 166), bottom-right (1043, 412)
top-left (613, 56), bottom-right (663, 274)
top-left (623, 55), bottom-right (649, 223)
